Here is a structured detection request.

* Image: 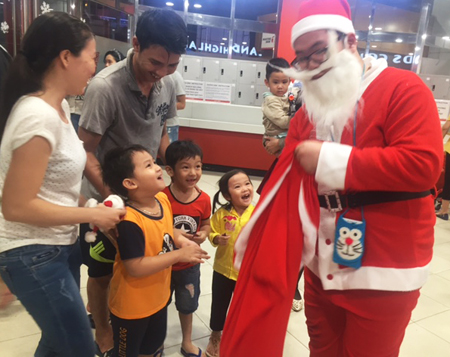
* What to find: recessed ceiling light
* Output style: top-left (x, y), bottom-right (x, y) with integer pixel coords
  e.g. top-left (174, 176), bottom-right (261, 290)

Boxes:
top-left (193, 3), bottom-right (202, 8)
top-left (220, 43), bottom-right (225, 45)
top-left (222, 37), bottom-right (227, 41)
top-left (395, 38), bottom-right (403, 43)
top-left (371, 45), bottom-right (377, 48)
top-left (166, 1), bottom-right (174, 6)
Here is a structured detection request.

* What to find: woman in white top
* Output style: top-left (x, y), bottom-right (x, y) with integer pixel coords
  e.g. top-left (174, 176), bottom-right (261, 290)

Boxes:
top-left (0, 12), bottom-right (125, 357)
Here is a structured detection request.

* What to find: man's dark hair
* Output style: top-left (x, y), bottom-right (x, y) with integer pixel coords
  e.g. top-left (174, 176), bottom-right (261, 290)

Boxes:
top-left (165, 140), bottom-right (203, 169)
top-left (266, 57), bottom-right (290, 81)
top-left (102, 145), bottom-right (149, 198)
top-left (136, 8), bottom-right (187, 54)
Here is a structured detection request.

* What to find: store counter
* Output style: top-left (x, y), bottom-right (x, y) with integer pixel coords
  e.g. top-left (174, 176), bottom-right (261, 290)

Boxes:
top-left (178, 101), bottom-right (273, 171)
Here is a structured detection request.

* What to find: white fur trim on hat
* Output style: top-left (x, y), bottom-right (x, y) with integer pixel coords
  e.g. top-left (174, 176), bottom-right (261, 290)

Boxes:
top-left (291, 14), bottom-right (355, 46)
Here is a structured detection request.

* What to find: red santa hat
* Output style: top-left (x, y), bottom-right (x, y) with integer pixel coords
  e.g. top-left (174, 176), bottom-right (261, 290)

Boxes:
top-left (291, 0), bottom-right (355, 46)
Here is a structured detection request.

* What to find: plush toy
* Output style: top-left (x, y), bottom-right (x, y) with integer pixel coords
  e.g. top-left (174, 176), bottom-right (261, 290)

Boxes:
top-left (84, 194), bottom-right (125, 243)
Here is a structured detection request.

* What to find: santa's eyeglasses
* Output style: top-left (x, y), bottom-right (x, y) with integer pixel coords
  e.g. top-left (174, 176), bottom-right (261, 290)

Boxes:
top-left (291, 47), bottom-right (329, 69)
top-left (291, 31), bottom-right (347, 70)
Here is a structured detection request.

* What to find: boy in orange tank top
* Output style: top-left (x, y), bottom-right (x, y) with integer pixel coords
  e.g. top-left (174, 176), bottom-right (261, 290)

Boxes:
top-left (101, 144), bottom-right (209, 357)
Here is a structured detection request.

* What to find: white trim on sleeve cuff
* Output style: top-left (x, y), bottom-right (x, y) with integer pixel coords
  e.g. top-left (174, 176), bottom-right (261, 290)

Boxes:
top-left (315, 141), bottom-right (352, 190)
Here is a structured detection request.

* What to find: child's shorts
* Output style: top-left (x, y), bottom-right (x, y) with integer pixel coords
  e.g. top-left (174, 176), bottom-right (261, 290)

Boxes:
top-left (110, 306), bottom-right (167, 356)
top-left (170, 264), bottom-right (201, 314)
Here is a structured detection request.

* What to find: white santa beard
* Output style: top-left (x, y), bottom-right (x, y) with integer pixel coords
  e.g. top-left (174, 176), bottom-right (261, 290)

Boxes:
top-left (284, 46), bottom-right (363, 141)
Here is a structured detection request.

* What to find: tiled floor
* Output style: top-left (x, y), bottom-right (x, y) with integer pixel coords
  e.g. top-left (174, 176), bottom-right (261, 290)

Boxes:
top-left (1, 170), bottom-right (450, 356)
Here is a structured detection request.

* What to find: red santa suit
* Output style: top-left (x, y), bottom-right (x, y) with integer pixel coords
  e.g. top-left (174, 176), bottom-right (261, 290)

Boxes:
top-left (221, 56), bottom-right (443, 357)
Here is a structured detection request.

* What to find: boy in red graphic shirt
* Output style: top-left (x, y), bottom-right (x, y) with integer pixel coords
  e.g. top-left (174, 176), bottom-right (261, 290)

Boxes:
top-left (163, 140), bottom-right (211, 357)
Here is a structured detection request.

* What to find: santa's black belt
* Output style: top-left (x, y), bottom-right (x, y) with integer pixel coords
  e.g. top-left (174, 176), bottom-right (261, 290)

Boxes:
top-left (318, 190), bottom-right (431, 212)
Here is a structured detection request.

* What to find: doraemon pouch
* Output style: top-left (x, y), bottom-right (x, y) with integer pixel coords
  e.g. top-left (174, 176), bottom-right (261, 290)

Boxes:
top-left (333, 209), bottom-right (366, 269)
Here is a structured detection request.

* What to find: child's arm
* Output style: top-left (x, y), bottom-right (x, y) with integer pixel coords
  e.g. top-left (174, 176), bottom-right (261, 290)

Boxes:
top-left (118, 221), bottom-right (209, 278)
top-left (173, 228), bottom-right (199, 248)
top-left (263, 97), bottom-right (291, 129)
top-left (208, 212), bottom-right (230, 246)
top-left (123, 246), bottom-right (207, 278)
top-left (192, 218), bottom-right (211, 245)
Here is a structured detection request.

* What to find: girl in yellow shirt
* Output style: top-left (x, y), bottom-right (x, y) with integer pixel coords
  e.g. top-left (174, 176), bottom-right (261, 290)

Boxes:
top-left (205, 169), bottom-right (255, 357)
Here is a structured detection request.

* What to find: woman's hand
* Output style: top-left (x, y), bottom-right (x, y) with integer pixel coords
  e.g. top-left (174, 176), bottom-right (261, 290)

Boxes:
top-left (91, 204), bottom-right (126, 232)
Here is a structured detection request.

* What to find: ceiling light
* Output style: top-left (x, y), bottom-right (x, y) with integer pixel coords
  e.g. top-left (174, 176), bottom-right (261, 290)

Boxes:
top-left (222, 37), bottom-right (227, 41)
top-left (355, 35), bottom-right (359, 39)
top-left (371, 45), bottom-right (377, 48)
top-left (242, 41), bottom-right (247, 45)
top-left (166, 1), bottom-right (174, 6)
top-left (395, 38), bottom-right (403, 43)
top-left (443, 36), bottom-right (450, 40)
top-left (375, 27), bottom-right (382, 31)
top-left (415, 46), bottom-right (420, 51)
top-left (220, 43), bottom-right (225, 45)
top-left (422, 34), bottom-right (427, 40)
top-left (193, 3), bottom-right (202, 8)
top-left (408, 52), bottom-right (413, 55)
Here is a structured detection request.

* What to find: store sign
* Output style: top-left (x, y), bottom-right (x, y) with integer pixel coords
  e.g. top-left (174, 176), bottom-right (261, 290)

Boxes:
top-left (184, 80), bottom-right (232, 104)
top-left (261, 33), bottom-right (275, 49)
top-left (188, 41), bottom-right (262, 57)
top-left (361, 51), bottom-right (415, 70)
top-left (436, 100), bottom-right (450, 120)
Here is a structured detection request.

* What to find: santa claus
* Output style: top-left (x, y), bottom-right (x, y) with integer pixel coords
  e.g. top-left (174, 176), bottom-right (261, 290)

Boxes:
top-left (220, 0), bottom-right (443, 356)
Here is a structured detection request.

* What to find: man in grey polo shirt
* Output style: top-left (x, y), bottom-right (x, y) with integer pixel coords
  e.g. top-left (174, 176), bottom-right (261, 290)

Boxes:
top-left (78, 8), bottom-right (187, 355)
top-left (79, 54), bottom-right (176, 201)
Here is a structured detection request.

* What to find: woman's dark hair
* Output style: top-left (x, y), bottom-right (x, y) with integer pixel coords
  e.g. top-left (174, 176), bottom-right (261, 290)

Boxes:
top-left (0, 12), bottom-right (93, 142)
top-left (104, 49), bottom-right (125, 64)
top-left (136, 8), bottom-right (187, 54)
top-left (212, 169), bottom-right (251, 214)
top-left (266, 57), bottom-right (290, 81)
top-left (102, 144), bottom-right (149, 199)
top-left (0, 45), bottom-right (12, 87)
